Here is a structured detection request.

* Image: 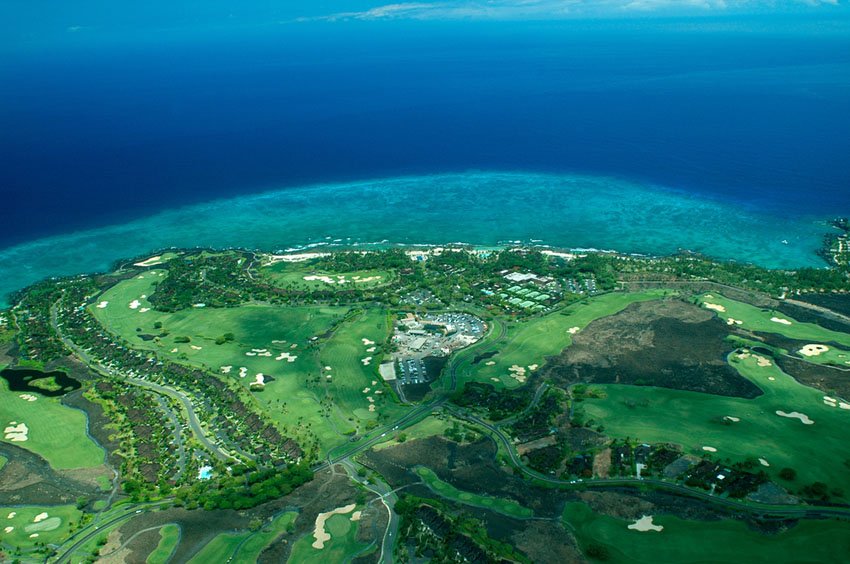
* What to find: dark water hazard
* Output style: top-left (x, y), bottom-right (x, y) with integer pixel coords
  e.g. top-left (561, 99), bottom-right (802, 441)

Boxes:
top-left (0, 368), bottom-right (81, 397)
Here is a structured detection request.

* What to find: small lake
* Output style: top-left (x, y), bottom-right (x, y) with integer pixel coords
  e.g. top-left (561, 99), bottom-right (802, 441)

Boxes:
top-left (0, 368), bottom-right (81, 398)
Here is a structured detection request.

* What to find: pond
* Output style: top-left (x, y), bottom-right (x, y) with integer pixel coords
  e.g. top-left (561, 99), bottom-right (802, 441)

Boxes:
top-left (0, 368), bottom-right (81, 398)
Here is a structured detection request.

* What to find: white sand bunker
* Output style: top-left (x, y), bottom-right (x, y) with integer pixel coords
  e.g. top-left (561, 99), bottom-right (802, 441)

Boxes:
top-left (754, 356), bottom-right (772, 367)
top-left (96, 301), bottom-right (109, 309)
top-left (704, 303), bottom-right (726, 313)
top-left (799, 344), bottom-right (829, 357)
top-left (129, 300), bottom-right (141, 309)
top-left (170, 348), bottom-right (178, 353)
top-left (567, 327), bottom-right (580, 334)
top-left (252, 374), bottom-right (265, 386)
top-left (724, 416), bottom-right (740, 422)
top-left (3, 526), bottom-right (12, 533)
top-left (239, 367), bottom-right (248, 378)
top-left (33, 512), bottom-right (48, 523)
top-left (368, 404), bottom-right (376, 412)
top-left (220, 366), bottom-right (232, 374)
top-left (312, 504), bottom-right (357, 549)
top-left (361, 357), bottom-right (372, 366)
top-left (823, 396), bottom-right (850, 409)
top-left (304, 275), bottom-right (338, 285)
top-left (362, 388), bottom-right (371, 393)
top-left (508, 365), bottom-right (527, 383)
top-left (770, 317), bottom-right (792, 325)
top-left (7, 512), bottom-right (16, 519)
top-left (702, 446), bottom-right (717, 452)
top-left (628, 515), bottom-right (663, 532)
top-left (776, 411), bottom-right (814, 425)
top-left (134, 255), bottom-right (162, 267)
top-left (528, 364), bottom-right (539, 371)
top-left (4, 422), bottom-right (29, 442)
top-left (139, 307), bottom-right (150, 313)
top-left (485, 361), bottom-right (496, 366)
top-left (190, 345), bottom-right (202, 350)
top-left (275, 352), bottom-right (297, 362)
top-left (19, 394), bottom-right (37, 402)
top-left (759, 458), bottom-right (770, 467)
top-left (726, 318), bottom-right (743, 326)
top-left (366, 346), bottom-right (376, 353)
top-left (351, 511), bottom-right (362, 521)
top-left (362, 338), bottom-right (375, 346)
top-left (325, 366), bottom-right (332, 371)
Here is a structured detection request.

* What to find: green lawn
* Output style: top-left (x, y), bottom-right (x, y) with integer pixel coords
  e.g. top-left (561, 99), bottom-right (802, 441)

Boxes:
top-left (0, 505), bottom-right (81, 550)
top-left (563, 502), bottom-right (850, 563)
top-left (415, 466), bottom-right (533, 518)
top-left (261, 263), bottom-right (394, 291)
top-left (0, 379), bottom-right (105, 470)
top-left (459, 290), bottom-right (673, 388)
top-left (0, 455), bottom-right (6, 471)
top-left (581, 352), bottom-right (850, 499)
top-left (147, 524), bottom-right (180, 564)
top-left (287, 508), bottom-right (371, 564)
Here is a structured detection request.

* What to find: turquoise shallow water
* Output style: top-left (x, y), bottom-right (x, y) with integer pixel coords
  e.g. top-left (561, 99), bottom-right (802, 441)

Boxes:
top-left (0, 172), bottom-right (833, 307)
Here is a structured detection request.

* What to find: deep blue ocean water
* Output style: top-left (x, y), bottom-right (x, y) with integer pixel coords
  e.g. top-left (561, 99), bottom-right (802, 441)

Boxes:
top-left (1, 15), bottom-right (849, 305)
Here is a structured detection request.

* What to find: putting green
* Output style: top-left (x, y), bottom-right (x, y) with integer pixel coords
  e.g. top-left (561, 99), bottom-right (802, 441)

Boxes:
top-left (287, 507), bottom-right (370, 564)
top-left (0, 505), bottom-right (81, 549)
top-left (582, 352), bottom-right (850, 498)
top-left (459, 290), bottom-right (673, 388)
top-left (0, 379), bottom-right (105, 470)
top-left (563, 502), bottom-right (850, 563)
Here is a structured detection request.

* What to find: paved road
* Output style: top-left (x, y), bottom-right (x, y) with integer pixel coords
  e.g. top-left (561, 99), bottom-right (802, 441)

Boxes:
top-left (50, 302), bottom-right (234, 462)
top-left (448, 406), bottom-right (850, 520)
top-left (51, 502), bottom-right (170, 564)
top-left (339, 459), bottom-right (400, 564)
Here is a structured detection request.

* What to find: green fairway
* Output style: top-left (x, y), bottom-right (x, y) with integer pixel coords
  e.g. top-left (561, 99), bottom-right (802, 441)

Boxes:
top-left (0, 379), bottom-right (105, 470)
top-left (459, 290), bottom-right (672, 388)
top-left (581, 352), bottom-right (850, 498)
top-left (262, 262), bottom-right (394, 290)
top-left (187, 532), bottom-right (244, 563)
top-left (563, 502), bottom-right (850, 563)
top-left (415, 466), bottom-right (533, 518)
top-left (147, 524), bottom-right (180, 564)
top-left (91, 271), bottom-right (409, 456)
top-left (0, 455), bottom-right (6, 471)
top-left (187, 512), bottom-right (296, 564)
top-left (287, 508), bottom-right (370, 564)
top-left (697, 293), bottom-right (850, 348)
top-left (316, 308), bottom-right (406, 434)
top-left (0, 505), bottom-right (81, 550)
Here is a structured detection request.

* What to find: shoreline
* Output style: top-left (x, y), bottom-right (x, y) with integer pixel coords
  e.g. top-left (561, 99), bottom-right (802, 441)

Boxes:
top-left (0, 172), bottom-right (840, 307)
top-left (3, 234), bottom-right (840, 311)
